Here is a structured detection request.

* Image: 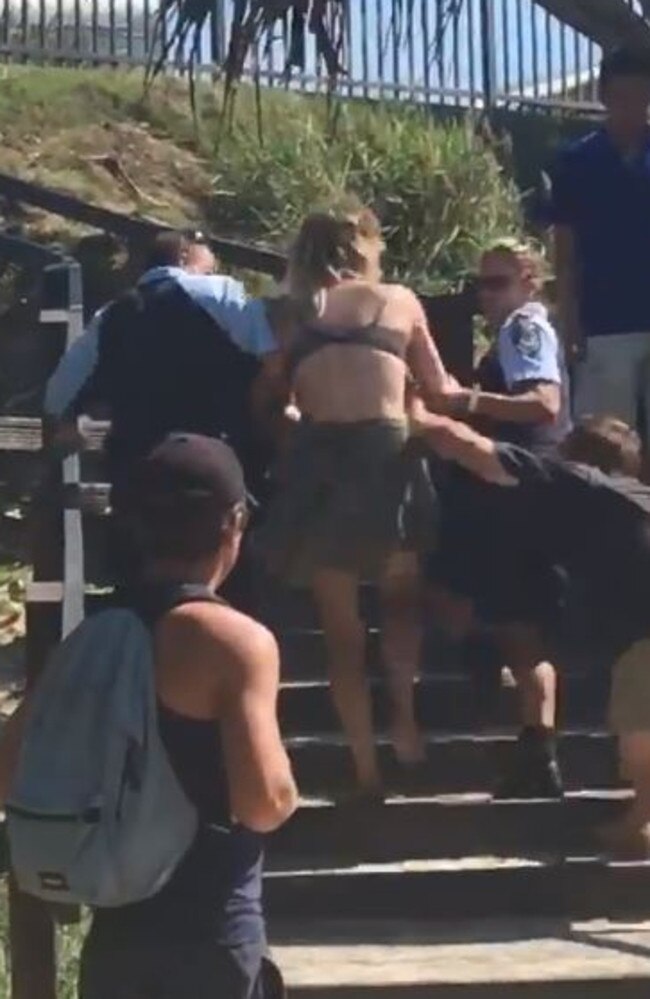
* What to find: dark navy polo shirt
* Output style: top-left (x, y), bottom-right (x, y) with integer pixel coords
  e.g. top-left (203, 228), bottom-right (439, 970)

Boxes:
top-left (547, 128), bottom-right (650, 338)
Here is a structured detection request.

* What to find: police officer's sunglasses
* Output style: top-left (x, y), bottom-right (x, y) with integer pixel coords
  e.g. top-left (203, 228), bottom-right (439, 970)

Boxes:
top-left (475, 274), bottom-right (515, 292)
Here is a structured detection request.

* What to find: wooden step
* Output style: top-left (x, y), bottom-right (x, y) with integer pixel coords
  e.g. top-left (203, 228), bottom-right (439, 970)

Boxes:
top-left (278, 678), bottom-right (610, 734)
top-left (263, 857), bottom-right (650, 921)
top-left (275, 631), bottom-right (593, 684)
top-left (270, 917), bottom-right (650, 998)
top-left (269, 792), bottom-right (630, 864)
top-left (287, 731), bottom-right (619, 795)
top-left (0, 416), bottom-right (106, 452)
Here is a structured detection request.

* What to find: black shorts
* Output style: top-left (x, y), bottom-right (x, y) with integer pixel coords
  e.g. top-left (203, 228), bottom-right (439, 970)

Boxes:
top-left (427, 544), bottom-right (566, 629)
top-left (79, 932), bottom-right (284, 999)
top-left (425, 474), bottom-right (566, 631)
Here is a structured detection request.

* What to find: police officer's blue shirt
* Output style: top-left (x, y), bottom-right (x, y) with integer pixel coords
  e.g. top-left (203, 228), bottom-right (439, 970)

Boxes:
top-left (44, 267), bottom-right (277, 417)
top-left (498, 301), bottom-right (563, 389)
top-left (546, 128), bottom-right (650, 338)
top-left (477, 301), bottom-right (571, 453)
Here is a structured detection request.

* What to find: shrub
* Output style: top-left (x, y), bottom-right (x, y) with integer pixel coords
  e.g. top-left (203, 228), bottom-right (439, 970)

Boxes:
top-left (210, 95), bottom-right (523, 293)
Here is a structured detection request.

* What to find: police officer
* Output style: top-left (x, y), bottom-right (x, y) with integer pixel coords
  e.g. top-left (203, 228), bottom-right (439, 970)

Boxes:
top-left (44, 231), bottom-right (278, 606)
top-left (428, 239), bottom-right (571, 798)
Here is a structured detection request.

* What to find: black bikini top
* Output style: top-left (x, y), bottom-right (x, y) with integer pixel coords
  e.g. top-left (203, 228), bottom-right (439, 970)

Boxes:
top-left (286, 322), bottom-right (408, 382)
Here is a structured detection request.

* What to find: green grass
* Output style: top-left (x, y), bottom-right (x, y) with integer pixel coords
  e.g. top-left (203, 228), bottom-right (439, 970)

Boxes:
top-left (0, 65), bottom-right (524, 293)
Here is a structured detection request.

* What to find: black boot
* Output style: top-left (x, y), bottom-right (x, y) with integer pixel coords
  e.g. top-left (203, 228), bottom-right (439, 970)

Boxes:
top-left (493, 726), bottom-right (564, 800)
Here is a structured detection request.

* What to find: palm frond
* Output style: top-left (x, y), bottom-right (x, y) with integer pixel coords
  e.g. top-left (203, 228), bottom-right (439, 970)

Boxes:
top-left (144, 0), bottom-right (650, 125)
top-left (145, 1), bottom-right (466, 118)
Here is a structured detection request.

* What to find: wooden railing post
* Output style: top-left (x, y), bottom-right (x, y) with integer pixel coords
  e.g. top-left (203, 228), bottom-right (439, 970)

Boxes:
top-left (9, 258), bottom-right (86, 999)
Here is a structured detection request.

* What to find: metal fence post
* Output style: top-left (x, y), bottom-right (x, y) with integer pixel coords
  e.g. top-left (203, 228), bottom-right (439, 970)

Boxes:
top-left (61, 261), bottom-right (85, 637)
top-left (479, 0), bottom-right (497, 109)
top-left (209, 0), bottom-right (226, 68)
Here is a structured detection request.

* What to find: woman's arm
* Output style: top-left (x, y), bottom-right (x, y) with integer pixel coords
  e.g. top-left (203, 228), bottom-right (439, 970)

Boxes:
top-left (409, 398), bottom-right (517, 486)
top-left (440, 310), bottom-right (563, 425)
top-left (404, 291), bottom-right (453, 404)
top-left (445, 381), bottom-right (561, 425)
top-left (251, 298), bottom-right (300, 442)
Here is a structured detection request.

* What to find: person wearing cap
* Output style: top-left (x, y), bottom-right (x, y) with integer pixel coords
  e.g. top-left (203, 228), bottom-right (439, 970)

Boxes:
top-left (43, 230), bottom-right (276, 501)
top-left (76, 433), bottom-right (297, 998)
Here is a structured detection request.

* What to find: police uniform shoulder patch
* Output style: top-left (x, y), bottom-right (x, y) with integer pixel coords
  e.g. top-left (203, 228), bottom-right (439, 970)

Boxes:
top-left (510, 315), bottom-right (543, 358)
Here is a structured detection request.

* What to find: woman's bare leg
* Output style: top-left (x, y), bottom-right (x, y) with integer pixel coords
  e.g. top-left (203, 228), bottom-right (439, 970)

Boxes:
top-left (598, 733), bottom-right (650, 858)
top-left (379, 552), bottom-right (426, 765)
top-left (312, 568), bottom-right (381, 791)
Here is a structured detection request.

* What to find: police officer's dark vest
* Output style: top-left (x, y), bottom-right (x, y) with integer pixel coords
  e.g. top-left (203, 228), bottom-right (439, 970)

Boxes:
top-left (90, 275), bottom-right (261, 488)
top-left (474, 344), bottom-right (571, 455)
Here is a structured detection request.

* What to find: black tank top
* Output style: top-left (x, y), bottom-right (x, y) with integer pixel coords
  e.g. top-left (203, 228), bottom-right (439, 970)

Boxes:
top-left (91, 584), bottom-right (265, 946)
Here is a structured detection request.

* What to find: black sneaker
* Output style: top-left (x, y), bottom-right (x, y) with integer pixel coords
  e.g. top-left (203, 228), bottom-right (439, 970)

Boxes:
top-left (493, 728), bottom-right (565, 800)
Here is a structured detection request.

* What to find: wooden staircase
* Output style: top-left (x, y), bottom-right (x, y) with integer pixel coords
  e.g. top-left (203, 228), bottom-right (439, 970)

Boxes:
top-left (257, 576), bottom-right (650, 995)
top-left (4, 423), bottom-right (650, 995)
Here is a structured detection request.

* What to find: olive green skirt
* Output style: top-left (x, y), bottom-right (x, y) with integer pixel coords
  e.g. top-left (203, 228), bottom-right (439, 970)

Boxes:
top-left (257, 418), bottom-right (438, 588)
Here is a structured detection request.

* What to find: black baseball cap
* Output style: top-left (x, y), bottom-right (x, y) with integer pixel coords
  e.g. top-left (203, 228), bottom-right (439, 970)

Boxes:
top-left (133, 433), bottom-right (246, 513)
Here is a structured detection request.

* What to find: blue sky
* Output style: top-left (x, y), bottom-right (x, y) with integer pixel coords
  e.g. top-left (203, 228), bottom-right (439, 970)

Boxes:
top-left (335, 0), bottom-right (602, 102)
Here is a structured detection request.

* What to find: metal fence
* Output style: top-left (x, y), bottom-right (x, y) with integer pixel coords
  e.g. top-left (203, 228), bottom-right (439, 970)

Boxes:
top-left (0, 0), bottom-right (632, 113)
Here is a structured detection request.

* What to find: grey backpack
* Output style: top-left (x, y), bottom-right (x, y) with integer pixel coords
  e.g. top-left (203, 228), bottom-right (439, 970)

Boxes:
top-left (6, 587), bottom-right (216, 907)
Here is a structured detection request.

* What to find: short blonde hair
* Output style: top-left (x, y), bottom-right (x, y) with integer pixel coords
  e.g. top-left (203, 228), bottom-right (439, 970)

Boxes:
top-left (482, 238), bottom-right (548, 295)
top-left (287, 201), bottom-right (383, 317)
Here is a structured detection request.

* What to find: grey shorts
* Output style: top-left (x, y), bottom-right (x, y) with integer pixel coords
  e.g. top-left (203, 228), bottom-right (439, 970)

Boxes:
top-left (79, 934), bottom-right (284, 999)
top-left (573, 331), bottom-right (650, 441)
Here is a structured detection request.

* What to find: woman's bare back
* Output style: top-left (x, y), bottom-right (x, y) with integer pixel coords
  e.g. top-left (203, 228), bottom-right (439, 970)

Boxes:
top-left (285, 281), bottom-right (448, 422)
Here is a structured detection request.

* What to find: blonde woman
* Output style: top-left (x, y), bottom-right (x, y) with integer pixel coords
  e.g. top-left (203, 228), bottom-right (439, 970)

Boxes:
top-left (426, 239), bottom-right (572, 800)
top-left (261, 206), bottom-right (451, 796)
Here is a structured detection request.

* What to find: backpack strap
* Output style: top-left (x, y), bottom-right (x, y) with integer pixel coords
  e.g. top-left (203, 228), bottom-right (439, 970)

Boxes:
top-left (128, 582), bottom-right (226, 629)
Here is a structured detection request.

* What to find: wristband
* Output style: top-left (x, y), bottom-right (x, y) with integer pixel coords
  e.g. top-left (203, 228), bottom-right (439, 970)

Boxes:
top-left (467, 384), bottom-right (481, 415)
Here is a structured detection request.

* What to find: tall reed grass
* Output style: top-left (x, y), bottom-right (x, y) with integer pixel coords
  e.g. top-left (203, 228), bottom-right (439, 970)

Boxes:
top-left (209, 95), bottom-right (523, 293)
